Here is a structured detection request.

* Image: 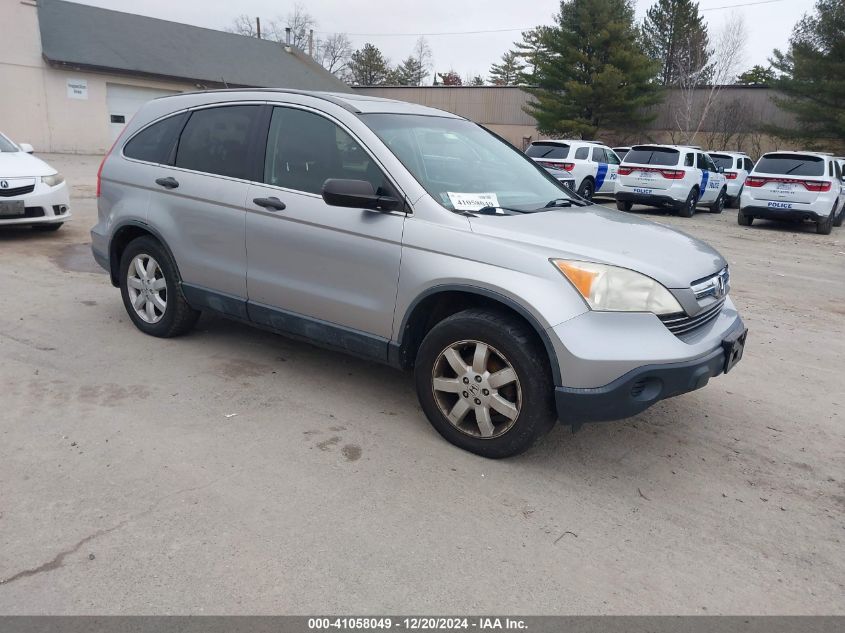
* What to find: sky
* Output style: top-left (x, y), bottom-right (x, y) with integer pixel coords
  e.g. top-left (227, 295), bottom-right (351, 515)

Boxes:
top-left (74, 0), bottom-right (815, 81)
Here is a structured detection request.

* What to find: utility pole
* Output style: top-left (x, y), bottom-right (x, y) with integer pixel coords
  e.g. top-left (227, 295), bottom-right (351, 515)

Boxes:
top-left (308, 29), bottom-right (314, 57)
top-left (256, 16), bottom-right (261, 39)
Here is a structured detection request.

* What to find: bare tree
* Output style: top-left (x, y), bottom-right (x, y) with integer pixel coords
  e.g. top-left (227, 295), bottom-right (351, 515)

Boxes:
top-left (673, 13), bottom-right (748, 144)
top-left (317, 33), bottom-right (353, 75)
top-left (411, 37), bottom-right (433, 86)
top-left (282, 3), bottom-right (317, 50)
top-left (228, 14), bottom-right (260, 38)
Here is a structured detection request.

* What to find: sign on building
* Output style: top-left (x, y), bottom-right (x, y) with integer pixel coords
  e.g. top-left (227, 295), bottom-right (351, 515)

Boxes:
top-left (67, 79), bottom-right (88, 100)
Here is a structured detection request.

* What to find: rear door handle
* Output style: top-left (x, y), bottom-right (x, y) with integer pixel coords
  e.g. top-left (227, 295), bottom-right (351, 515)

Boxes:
top-left (155, 177), bottom-right (179, 189)
top-left (253, 197), bottom-right (286, 211)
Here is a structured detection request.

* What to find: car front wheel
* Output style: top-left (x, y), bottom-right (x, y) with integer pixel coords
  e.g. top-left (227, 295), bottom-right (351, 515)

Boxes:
top-left (710, 188), bottom-right (726, 214)
top-left (119, 236), bottom-right (200, 337)
top-left (577, 179), bottom-right (594, 201)
top-left (414, 309), bottom-right (557, 458)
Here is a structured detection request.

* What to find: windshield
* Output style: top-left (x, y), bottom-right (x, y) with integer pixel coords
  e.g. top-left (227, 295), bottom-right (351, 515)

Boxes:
top-left (756, 154), bottom-right (824, 176)
top-left (0, 134), bottom-right (19, 153)
top-left (624, 147), bottom-right (680, 166)
top-left (710, 154), bottom-right (734, 170)
top-left (362, 114), bottom-right (577, 212)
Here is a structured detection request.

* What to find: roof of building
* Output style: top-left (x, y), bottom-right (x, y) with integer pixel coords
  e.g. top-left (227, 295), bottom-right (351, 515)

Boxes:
top-left (37, 0), bottom-right (350, 92)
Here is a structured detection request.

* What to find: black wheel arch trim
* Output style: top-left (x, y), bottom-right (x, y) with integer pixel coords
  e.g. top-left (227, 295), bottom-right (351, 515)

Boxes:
top-left (107, 220), bottom-right (181, 287)
top-left (391, 284), bottom-right (563, 385)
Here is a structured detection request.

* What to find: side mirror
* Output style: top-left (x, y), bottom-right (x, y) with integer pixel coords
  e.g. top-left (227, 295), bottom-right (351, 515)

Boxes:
top-left (18, 143), bottom-right (34, 154)
top-left (322, 179), bottom-right (401, 212)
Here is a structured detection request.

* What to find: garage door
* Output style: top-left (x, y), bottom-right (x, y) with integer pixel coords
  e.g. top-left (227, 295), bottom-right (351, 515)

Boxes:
top-left (106, 84), bottom-right (180, 141)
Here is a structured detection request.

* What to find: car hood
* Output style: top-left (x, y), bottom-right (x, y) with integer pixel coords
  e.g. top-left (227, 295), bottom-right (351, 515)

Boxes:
top-left (0, 151), bottom-right (56, 178)
top-left (468, 204), bottom-right (726, 289)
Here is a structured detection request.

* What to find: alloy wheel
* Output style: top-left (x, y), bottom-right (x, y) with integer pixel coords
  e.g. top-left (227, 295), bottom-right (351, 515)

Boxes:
top-left (431, 339), bottom-right (522, 439)
top-left (126, 254), bottom-right (167, 324)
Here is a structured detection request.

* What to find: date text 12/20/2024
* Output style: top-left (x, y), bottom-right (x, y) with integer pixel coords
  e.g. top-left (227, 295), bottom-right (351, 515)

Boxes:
top-left (308, 617), bottom-right (528, 630)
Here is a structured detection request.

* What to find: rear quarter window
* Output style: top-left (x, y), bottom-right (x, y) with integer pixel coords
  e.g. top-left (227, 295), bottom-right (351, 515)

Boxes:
top-left (123, 113), bottom-right (187, 164)
top-left (624, 147), bottom-right (679, 166)
top-left (756, 154), bottom-right (825, 177)
top-left (526, 143), bottom-right (569, 159)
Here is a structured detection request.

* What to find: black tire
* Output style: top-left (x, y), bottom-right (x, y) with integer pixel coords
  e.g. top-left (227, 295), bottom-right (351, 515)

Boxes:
top-left (709, 188), bottom-right (726, 214)
top-left (119, 236), bottom-right (199, 338)
top-left (414, 308), bottom-right (557, 459)
top-left (726, 196), bottom-right (738, 209)
top-left (616, 200), bottom-right (633, 212)
top-left (577, 178), bottom-right (595, 201)
top-left (833, 204), bottom-right (843, 228)
top-left (677, 188), bottom-right (697, 218)
top-left (816, 210), bottom-right (833, 235)
top-left (737, 209), bottom-right (753, 226)
top-left (31, 223), bottom-right (63, 232)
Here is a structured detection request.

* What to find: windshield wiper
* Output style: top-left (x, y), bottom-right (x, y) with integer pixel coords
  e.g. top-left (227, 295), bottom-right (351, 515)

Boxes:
top-left (543, 198), bottom-right (573, 208)
top-left (475, 205), bottom-right (534, 215)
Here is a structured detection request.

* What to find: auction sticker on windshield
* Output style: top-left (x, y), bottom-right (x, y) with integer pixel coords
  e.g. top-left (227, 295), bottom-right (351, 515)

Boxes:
top-left (447, 192), bottom-right (500, 211)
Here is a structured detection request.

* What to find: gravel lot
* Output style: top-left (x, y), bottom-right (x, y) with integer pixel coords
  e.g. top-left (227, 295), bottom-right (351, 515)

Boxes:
top-left (0, 154), bottom-right (843, 614)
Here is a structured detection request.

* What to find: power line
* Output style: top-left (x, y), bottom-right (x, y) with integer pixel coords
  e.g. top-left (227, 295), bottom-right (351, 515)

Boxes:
top-left (316, 0), bottom-right (800, 38)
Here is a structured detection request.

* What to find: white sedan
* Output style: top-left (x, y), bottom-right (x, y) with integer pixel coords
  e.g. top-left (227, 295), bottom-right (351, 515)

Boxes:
top-left (0, 133), bottom-right (70, 231)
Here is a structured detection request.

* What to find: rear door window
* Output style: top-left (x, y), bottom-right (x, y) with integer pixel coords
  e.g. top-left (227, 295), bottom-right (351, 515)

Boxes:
top-left (175, 105), bottom-right (261, 179)
top-left (591, 147), bottom-right (606, 163)
top-left (696, 153), bottom-right (708, 170)
top-left (755, 154), bottom-right (825, 176)
top-left (624, 147), bottom-right (679, 166)
top-left (124, 113), bottom-right (187, 164)
top-left (263, 106), bottom-right (391, 196)
top-left (526, 143), bottom-right (569, 159)
top-left (606, 150), bottom-right (620, 165)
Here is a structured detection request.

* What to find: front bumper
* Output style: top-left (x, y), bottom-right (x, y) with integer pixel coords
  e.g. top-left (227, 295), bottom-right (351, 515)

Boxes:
top-left (548, 299), bottom-right (746, 425)
top-left (740, 204), bottom-right (829, 222)
top-left (0, 181), bottom-right (71, 226)
top-left (555, 329), bottom-right (745, 425)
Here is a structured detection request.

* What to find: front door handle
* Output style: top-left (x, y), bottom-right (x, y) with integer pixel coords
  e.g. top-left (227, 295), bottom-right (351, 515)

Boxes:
top-left (253, 197), bottom-right (286, 211)
top-left (155, 177), bottom-right (179, 189)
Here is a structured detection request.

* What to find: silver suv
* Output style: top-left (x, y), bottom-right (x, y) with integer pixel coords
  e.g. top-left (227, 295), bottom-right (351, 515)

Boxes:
top-left (92, 90), bottom-right (747, 458)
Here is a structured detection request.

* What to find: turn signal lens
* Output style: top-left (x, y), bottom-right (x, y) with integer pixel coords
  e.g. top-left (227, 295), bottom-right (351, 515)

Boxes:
top-left (554, 261), bottom-right (599, 298)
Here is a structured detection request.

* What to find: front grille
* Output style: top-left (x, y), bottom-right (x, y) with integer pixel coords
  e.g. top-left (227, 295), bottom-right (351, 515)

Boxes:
top-left (660, 298), bottom-right (725, 335)
top-left (0, 207), bottom-right (44, 220)
top-left (0, 184), bottom-right (35, 197)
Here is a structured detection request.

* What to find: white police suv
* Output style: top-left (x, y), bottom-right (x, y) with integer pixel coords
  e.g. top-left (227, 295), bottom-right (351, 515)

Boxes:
top-left (614, 144), bottom-right (728, 217)
top-left (738, 151), bottom-right (845, 235)
top-left (708, 151), bottom-right (754, 208)
top-left (525, 140), bottom-right (621, 200)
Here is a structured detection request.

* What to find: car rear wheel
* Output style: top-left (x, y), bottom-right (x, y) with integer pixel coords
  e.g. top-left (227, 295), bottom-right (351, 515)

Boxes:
top-left (737, 209), bottom-right (753, 226)
top-left (817, 210), bottom-right (834, 235)
top-left (414, 309), bottom-right (557, 458)
top-left (709, 188), bottom-right (726, 214)
top-left (119, 236), bottom-right (199, 338)
top-left (577, 178), bottom-right (594, 201)
top-left (833, 205), bottom-right (843, 228)
top-left (616, 200), bottom-right (633, 212)
top-left (677, 188), bottom-right (697, 218)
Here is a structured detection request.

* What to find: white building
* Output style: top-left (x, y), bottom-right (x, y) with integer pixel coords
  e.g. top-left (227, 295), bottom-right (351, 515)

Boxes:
top-left (0, 0), bottom-right (349, 154)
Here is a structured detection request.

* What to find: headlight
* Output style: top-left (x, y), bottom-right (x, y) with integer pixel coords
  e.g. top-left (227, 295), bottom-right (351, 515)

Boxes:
top-left (41, 173), bottom-right (64, 187)
top-left (552, 259), bottom-right (683, 315)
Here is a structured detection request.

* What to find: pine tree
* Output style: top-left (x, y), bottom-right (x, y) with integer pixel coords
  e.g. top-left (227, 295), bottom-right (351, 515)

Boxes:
top-left (524, 0), bottom-right (661, 137)
top-left (767, 0), bottom-right (845, 143)
top-left (736, 65), bottom-right (775, 85)
top-left (347, 43), bottom-right (390, 86)
top-left (513, 26), bottom-right (553, 84)
top-left (641, 0), bottom-right (711, 86)
top-left (393, 56), bottom-right (426, 86)
top-left (489, 51), bottom-right (526, 86)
